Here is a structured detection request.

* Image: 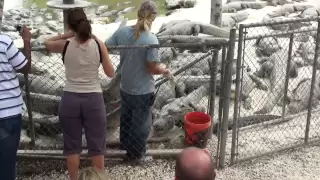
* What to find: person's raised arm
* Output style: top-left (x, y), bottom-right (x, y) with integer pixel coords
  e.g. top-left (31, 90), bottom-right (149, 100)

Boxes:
top-left (6, 26), bottom-right (31, 74)
top-left (147, 61), bottom-right (170, 75)
top-left (44, 32), bottom-right (75, 53)
top-left (96, 38), bottom-right (115, 77)
top-left (15, 26), bottom-right (32, 74)
top-left (146, 36), bottom-right (170, 76)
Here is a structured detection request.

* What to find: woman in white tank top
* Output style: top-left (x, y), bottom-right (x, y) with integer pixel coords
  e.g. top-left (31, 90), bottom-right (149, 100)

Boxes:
top-left (44, 8), bottom-right (114, 180)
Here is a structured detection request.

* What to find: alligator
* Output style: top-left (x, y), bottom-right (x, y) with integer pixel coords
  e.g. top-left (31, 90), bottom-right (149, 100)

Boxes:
top-left (156, 20), bottom-right (230, 38)
top-left (222, 1), bottom-right (268, 13)
top-left (255, 49), bottom-right (296, 114)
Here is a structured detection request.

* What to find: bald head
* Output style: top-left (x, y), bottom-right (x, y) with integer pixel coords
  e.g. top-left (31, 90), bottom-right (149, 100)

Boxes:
top-left (175, 147), bottom-right (215, 180)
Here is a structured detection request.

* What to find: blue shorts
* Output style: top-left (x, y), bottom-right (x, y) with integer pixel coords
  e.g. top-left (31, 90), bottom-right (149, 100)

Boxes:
top-left (0, 114), bottom-right (22, 180)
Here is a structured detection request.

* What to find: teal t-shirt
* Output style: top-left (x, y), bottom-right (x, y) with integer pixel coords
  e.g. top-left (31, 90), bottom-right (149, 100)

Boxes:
top-left (106, 26), bottom-right (160, 95)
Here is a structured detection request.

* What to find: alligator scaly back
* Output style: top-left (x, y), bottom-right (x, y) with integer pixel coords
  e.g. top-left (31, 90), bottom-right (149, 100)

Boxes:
top-left (255, 49), bottom-right (288, 114)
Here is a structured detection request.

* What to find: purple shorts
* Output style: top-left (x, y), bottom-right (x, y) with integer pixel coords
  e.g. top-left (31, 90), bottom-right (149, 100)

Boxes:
top-left (58, 91), bottom-right (106, 156)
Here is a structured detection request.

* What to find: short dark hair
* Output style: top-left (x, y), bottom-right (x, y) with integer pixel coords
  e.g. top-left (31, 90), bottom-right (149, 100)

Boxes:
top-left (66, 8), bottom-right (91, 42)
top-left (175, 148), bottom-right (216, 180)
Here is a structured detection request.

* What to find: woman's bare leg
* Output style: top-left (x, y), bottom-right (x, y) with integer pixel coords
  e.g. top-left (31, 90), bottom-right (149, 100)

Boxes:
top-left (67, 154), bottom-right (80, 180)
top-left (92, 155), bottom-right (105, 170)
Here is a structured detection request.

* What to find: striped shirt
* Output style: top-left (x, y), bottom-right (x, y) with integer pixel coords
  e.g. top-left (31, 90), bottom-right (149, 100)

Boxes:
top-left (0, 35), bottom-right (27, 119)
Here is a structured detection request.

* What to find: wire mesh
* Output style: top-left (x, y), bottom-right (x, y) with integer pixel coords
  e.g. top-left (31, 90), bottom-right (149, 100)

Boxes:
top-left (17, 41), bottom-right (229, 166)
top-left (231, 18), bottom-right (320, 163)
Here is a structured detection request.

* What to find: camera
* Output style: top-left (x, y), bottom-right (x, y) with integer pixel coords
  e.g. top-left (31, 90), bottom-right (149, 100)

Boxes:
top-left (15, 25), bottom-right (23, 33)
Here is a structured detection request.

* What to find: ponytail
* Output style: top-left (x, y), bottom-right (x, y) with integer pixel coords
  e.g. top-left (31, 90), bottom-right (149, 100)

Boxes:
top-left (76, 19), bottom-right (92, 42)
top-left (134, 13), bottom-right (156, 40)
top-left (66, 8), bottom-right (92, 42)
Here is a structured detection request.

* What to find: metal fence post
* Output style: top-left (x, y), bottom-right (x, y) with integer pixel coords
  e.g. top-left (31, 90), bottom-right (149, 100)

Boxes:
top-left (208, 50), bottom-right (219, 139)
top-left (218, 46), bottom-right (227, 124)
top-left (24, 74), bottom-right (36, 146)
top-left (22, 40), bottom-right (36, 146)
top-left (219, 28), bottom-right (237, 168)
top-left (230, 24), bottom-right (244, 165)
top-left (281, 34), bottom-right (294, 121)
top-left (305, 20), bottom-right (320, 143)
top-left (216, 46), bottom-right (227, 161)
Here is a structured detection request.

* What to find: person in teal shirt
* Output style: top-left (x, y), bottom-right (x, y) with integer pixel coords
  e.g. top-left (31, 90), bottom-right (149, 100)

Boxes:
top-left (105, 0), bottom-right (170, 163)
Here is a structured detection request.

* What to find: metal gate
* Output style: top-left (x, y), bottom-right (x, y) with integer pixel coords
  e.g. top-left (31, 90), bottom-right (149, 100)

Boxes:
top-left (228, 17), bottom-right (320, 165)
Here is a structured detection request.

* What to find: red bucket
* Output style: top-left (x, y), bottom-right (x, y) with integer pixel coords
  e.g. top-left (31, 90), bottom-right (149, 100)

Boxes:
top-left (184, 112), bottom-right (212, 148)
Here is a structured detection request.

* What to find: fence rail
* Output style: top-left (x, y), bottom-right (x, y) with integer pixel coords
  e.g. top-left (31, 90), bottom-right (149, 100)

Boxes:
top-left (18, 39), bottom-right (232, 168)
top-left (16, 16), bottom-right (320, 176)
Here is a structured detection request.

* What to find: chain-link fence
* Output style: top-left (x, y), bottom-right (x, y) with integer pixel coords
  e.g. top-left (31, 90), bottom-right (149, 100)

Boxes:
top-left (17, 17), bottom-right (320, 173)
top-left (225, 16), bottom-right (320, 165)
top-left (16, 37), bottom-right (234, 173)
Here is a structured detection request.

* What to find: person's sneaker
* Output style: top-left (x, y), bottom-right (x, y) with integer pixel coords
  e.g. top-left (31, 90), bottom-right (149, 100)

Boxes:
top-left (122, 155), bottom-right (135, 163)
top-left (122, 157), bottom-right (131, 162)
top-left (123, 155), bottom-right (153, 165)
top-left (133, 156), bottom-right (153, 165)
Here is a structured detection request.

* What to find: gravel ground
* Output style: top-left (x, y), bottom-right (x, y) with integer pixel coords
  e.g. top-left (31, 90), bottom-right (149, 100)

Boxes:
top-left (17, 94), bottom-right (320, 180)
top-left (17, 71), bottom-right (320, 180)
top-left (218, 144), bottom-right (320, 180)
top-left (18, 144), bottom-right (320, 180)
